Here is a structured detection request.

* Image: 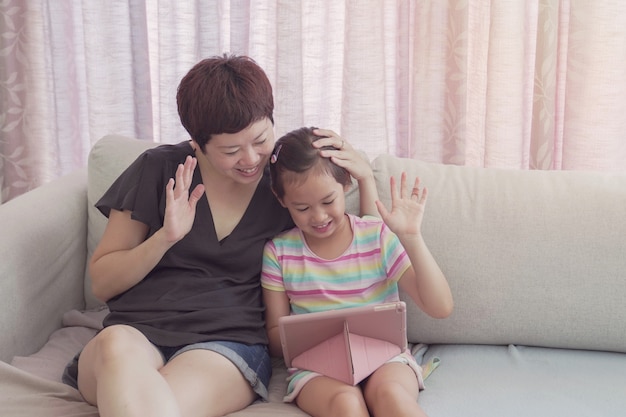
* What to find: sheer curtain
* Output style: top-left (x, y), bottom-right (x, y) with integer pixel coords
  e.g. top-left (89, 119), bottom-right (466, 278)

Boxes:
top-left (1, 0), bottom-right (625, 203)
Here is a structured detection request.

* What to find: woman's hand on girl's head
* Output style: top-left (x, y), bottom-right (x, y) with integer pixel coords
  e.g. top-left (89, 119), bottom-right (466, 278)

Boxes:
top-left (163, 155), bottom-right (206, 243)
top-left (312, 129), bottom-right (372, 182)
top-left (313, 128), bottom-right (380, 217)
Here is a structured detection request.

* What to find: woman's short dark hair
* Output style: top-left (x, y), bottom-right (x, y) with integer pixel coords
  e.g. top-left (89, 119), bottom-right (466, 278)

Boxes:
top-left (176, 54), bottom-right (274, 149)
top-left (269, 127), bottom-right (351, 199)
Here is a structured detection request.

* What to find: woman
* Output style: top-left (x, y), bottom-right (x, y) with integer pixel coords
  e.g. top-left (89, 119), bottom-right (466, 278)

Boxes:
top-left (64, 55), bottom-right (378, 417)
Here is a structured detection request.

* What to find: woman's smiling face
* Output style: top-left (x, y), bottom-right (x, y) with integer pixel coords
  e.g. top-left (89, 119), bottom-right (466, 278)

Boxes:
top-left (198, 118), bottom-right (275, 184)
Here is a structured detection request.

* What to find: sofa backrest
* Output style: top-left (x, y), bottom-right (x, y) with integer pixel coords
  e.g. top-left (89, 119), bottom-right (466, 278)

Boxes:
top-left (87, 135), bottom-right (626, 354)
top-left (373, 154), bottom-right (626, 353)
top-left (0, 169), bottom-right (87, 361)
top-left (85, 134), bottom-right (362, 308)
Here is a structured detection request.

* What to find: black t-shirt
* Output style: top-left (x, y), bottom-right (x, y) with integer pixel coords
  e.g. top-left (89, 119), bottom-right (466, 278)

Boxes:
top-left (97, 141), bottom-right (293, 347)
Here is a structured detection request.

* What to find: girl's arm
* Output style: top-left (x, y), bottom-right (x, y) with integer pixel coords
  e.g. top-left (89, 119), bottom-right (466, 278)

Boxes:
top-left (262, 288), bottom-right (292, 357)
top-left (376, 173), bottom-right (454, 318)
top-left (397, 237), bottom-right (454, 319)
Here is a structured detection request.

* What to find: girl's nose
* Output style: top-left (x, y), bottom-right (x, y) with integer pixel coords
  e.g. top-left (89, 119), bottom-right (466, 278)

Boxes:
top-left (312, 207), bottom-right (327, 222)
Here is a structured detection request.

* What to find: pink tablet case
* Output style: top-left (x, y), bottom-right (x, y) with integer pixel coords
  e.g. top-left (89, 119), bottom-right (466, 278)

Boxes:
top-left (279, 302), bottom-right (407, 385)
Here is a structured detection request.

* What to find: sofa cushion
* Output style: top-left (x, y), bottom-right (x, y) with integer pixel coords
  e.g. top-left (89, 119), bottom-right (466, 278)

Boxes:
top-left (418, 344), bottom-right (626, 417)
top-left (372, 154), bottom-right (626, 353)
top-left (0, 169), bottom-right (88, 361)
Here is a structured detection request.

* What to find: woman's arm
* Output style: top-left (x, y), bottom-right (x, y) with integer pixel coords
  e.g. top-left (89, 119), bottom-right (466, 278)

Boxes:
top-left (90, 155), bottom-right (205, 302)
top-left (312, 129), bottom-right (379, 217)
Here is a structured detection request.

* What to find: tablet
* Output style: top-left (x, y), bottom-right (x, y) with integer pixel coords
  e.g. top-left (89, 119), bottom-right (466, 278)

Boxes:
top-left (278, 301), bottom-right (408, 385)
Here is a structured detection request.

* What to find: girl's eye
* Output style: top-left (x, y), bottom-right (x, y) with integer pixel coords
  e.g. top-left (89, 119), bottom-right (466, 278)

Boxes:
top-left (225, 149), bottom-right (239, 155)
top-left (255, 138), bottom-right (267, 145)
top-left (323, 199), bottom-right (335, 205)
top-left (296, 207), bottom-right (309, 212)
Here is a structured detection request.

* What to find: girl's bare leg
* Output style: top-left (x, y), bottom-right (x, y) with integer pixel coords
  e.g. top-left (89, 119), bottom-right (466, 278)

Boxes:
top-left (363, 362), bottom-right (427, 417)
top-left (296, 376), bottom-right (369, 417)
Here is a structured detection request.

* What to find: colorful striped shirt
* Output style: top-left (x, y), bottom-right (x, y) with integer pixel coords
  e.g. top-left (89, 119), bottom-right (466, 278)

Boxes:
top-left (261, 214), bottom-right (411, 314)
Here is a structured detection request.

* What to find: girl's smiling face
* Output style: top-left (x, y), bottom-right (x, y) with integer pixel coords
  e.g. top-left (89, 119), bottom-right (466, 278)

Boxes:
top-left (279, 170), bottom-right (351, 245)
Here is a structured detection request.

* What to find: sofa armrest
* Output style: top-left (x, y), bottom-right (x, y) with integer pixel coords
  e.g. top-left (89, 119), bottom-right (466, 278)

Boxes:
top-left (0, 168), bottom-right (88, 362)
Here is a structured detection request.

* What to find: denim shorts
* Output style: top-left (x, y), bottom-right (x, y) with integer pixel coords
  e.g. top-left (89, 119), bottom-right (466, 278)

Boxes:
top-left (62, 340), bottom-right (272, 401)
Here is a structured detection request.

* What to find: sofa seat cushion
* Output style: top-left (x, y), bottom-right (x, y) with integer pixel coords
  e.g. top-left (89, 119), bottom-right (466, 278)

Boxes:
top-left (418, 344), bottom-right (626, 417)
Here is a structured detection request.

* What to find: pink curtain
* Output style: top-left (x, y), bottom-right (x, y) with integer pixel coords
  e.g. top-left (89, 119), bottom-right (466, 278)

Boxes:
top-left (1, 0), bottom-right (625, 203)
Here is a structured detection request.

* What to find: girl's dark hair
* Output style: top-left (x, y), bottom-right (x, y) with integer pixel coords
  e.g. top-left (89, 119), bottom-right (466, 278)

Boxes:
top-left (269, 127), bottom-right (351, 199)
top-left (176, 54), bottom-right (274, 149)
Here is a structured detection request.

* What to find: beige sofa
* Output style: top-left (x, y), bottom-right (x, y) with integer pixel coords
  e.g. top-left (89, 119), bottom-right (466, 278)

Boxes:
top-left (1, 134), bottom-right (625, 417)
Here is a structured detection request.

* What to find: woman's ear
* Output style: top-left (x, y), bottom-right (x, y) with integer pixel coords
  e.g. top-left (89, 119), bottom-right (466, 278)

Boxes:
top-left (190, 139), bottom-right (203, 154)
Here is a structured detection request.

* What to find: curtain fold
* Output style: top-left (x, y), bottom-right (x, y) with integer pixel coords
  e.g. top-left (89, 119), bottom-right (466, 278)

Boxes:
top-left (1, 0), bottom-right (625, 203)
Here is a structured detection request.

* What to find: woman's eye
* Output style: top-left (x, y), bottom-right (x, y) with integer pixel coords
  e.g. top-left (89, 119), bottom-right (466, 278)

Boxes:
top-left (323, 200), bottom-right (335, 205)
top-left (296, 207), bottom-right (309, 212)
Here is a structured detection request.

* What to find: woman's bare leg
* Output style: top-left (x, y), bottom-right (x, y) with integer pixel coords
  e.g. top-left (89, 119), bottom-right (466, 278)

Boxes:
top-left (78, 325), bottom-right (256, 417)
top-left (160, 349), bottom-right (256, 417)
top-left (78, 325), bottom-right (180, 417)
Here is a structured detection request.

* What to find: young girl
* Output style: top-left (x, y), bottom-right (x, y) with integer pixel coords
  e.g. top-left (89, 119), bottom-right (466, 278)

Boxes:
top-left (262, 127), bottom-right (454, 417)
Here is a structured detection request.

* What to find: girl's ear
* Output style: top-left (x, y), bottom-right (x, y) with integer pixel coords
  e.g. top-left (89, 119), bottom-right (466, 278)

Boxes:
top-left (343, 182), bottom-right (352, 193)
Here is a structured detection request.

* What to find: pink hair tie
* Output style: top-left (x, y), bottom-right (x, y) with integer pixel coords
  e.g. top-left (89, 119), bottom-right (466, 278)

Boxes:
top-left (270, 144), bottom-right (283, 164)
